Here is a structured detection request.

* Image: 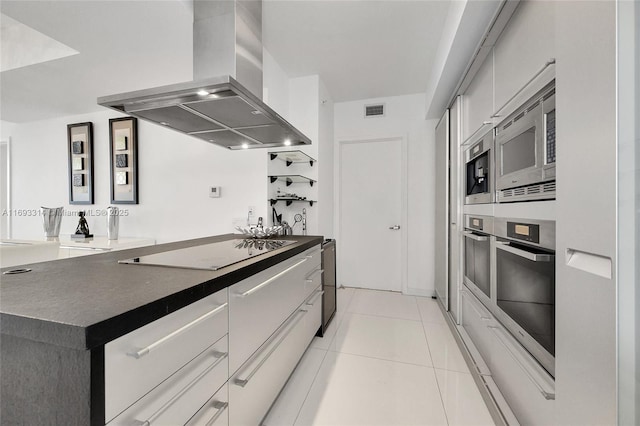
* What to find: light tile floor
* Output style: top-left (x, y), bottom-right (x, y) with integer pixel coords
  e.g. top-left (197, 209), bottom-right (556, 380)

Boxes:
top-left (263, 287), bottom-right (495, 426)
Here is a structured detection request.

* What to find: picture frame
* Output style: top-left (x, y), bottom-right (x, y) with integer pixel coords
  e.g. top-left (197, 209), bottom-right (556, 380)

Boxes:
top-left (67, 122), bottom-right (94, 204)
top-left (109, 117), bottom-right (138, 204)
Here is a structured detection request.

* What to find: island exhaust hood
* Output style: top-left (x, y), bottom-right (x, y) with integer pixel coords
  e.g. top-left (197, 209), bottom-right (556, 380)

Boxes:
top-left (97, 0), bottom-right (311, 150)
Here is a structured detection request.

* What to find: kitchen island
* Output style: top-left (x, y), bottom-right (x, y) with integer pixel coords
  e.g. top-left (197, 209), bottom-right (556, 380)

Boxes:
top-left (0, 234), bottom-right (323, 425)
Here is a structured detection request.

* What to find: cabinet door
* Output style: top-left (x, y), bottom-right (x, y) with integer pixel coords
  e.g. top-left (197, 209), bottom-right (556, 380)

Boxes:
top-left (493, 1), bottom-right (555, 110)
top-left (487, 325), bottom-right (555, 425)
top-left (229, 307), bottom-right (309, 426)
top-left (461, 289), bottom-right (494, 365)
top-left (108, 339), bottom-right (229, 426)
top-left (105, 289), bottom-right (228, 422)
top-left (448, 97), bottom-right (463, 322)
top-left (185, 383), bottom-right (229, 426)
top-left (555, 2), bottom-right (617, 424)
top-left (434, 110), bottom-right (449, 310)
top-left (463, 52), bottom-right (494, 141)
top-left (229, 245), bottom-right (320, 374)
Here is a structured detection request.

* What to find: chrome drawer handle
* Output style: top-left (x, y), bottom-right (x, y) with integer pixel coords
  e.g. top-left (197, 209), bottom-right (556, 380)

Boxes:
top-left (305, 268), bottom-right (323, 282)
top-left (462, 231), bottom-right (489, 242)
top-left (488, 326), bottom-right (555, 400)
top-left (233, 309), bottom-right (307, 387)
top-left (134, 351), bottom-right (228, 425)
top-left (239, 258), bottom-right (308, 297)
top-left (306, 290), bottom-right (324, 306)
top-left (204, 401), bottom-right (228, 426)
top-left (128, 303), bottom-right (228, 359)
top-left (495, 242), bottom-right (554, 262)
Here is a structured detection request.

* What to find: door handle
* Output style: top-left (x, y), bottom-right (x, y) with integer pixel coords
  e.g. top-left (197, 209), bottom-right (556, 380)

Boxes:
top-left (389, 225), bottom-right (401, 230)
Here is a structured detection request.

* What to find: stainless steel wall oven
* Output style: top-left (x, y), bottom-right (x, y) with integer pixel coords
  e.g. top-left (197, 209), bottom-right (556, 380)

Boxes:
top-left (463, 215), bottom-right (494, 308)
top-left (464, 130), bottom-right (495, 205)
top-left (495, 81), bottom-right (556, 203)
top-left (492, 217), bottom-right (556, 376)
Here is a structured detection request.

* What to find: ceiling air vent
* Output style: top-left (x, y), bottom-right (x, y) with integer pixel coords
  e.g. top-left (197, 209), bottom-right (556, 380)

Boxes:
top-left (365, 104), bottom-right (385, 118)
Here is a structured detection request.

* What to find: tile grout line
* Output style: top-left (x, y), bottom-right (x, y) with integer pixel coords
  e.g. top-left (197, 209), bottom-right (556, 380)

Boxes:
top-left (278, 287), bottom-right (355, 426)
top-left (290, 347), bottom-right (331, 426)
top-left (292, 288), bottom-right (364, 424)
top-left (341, 310), bottom-right (423, 323)
top-left (416, 296), bottom-right (451, 426)
top-left (326, 347), bottom-right (435, 369)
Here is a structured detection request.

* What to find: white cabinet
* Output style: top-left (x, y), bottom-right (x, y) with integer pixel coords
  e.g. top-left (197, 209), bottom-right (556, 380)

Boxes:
top-left (554, 2), bottom-right (617, 424)
top-left (105, 288), bottom-right (228, 423)
top-left (463, 53), bottom-right (494, 141)
top-left (493, 1), bottom-right (555, 110)
top-left (185, 383), bottom-right (229, 426)
top-left (461, 288), bottom-right (555, 425)
top-left (104, 242), bottom-right (322, 426)
top-left (448, 97), bottom-right (463, 323)
top-left (108, 338), bottom-right (228, 426)
top-left (229, 287), bottom-right (321, 426)
top-left (229, 245), bottom-right (321, 374)
top-left (228, 243), bottom-right (322, 426)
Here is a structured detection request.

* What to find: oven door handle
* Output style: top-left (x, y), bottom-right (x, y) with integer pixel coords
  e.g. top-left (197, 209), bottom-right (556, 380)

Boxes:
top-left (463, 231), bottom-right (489, 242)
top-left (495, 242), bottom-right (554, 262)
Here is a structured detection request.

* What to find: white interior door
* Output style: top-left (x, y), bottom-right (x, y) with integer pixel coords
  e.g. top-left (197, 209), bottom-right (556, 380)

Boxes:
top-left (338, 138), bottom-right (404, 292)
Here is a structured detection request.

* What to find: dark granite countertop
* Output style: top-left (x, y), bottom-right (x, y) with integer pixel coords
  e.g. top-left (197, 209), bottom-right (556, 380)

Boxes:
top-left (0, 234), bottom-right (323, 350)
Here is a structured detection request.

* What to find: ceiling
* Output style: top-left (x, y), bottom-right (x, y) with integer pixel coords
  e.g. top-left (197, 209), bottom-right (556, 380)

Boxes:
top-left (0, 0), bottom-right (454, 124)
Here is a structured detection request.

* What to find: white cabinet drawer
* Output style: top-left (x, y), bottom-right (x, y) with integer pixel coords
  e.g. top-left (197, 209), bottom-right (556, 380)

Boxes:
top-left (185, 383), bottom-right (229, 426)
top-left (461, 288), bottom-right (495, 368)
top-left (105, 289), bottom-right (228, 422)
top-left (303, 286), bottom-right (323, 341)
top-left (229, 246), bottom-right (320, 374)
top-left (229, 307), bottom-right (310, 426)
top-left (303, 265), bottom-right (323, 301)
top-left (487, 324), bottom-right (555, 425)
top-left (108, 338), bottom-right (229, 425)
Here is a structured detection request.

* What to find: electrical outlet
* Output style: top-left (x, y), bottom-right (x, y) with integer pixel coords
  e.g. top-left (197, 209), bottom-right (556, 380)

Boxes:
top-left (248, 206), bottom-right (255, 216)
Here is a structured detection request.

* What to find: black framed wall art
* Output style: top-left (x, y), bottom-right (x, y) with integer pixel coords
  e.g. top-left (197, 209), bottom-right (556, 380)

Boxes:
top-left (67, 122), bottom-right (94, 204)
top-left (109, 117), bottom-right (138, 204)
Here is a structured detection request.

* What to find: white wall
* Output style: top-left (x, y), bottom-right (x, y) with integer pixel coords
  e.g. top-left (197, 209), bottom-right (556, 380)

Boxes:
top-left (265, 74), bottom-right (334, 238)
top-left (4, 45), bottom-right (333, 244)
top-left (8, 110), bottom-right (267, 243)
top-left (334, 93), bottom-right (434, 296)
top-left (317, 78), bottom-right (334, 238)
top-left (263, 48), bottom-right (290, 118)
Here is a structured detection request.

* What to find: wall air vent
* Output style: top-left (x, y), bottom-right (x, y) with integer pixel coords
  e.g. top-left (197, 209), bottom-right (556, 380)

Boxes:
top-left (365, 104), bottom-right (385, 117)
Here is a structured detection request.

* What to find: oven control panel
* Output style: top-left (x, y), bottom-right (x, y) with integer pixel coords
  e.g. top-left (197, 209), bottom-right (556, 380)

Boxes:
top-left (507, 221), bottom-right (540, 244)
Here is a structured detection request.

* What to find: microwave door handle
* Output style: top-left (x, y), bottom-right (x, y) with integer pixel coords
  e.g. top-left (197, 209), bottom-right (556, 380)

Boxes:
top-left (495, 242), bottom-right (554, 262)
top-left (463, 231), bottom-right (489, 242)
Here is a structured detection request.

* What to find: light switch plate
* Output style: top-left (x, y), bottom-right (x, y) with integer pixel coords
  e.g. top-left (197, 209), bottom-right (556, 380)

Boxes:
top-left (209, 186), bottom-right (221, 198)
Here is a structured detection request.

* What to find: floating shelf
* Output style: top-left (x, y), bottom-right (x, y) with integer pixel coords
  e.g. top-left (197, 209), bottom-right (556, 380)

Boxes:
top-left (269, 175), bottom-right (316, 187)
top-left (269, 150), bottom-right (316, 167)
top-left (269, 198), bottom-right (316, 207)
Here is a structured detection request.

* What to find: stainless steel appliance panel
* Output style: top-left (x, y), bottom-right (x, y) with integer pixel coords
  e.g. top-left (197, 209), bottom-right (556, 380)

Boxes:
top-left (492, 217), bottom-right (556, 376)
top-left (495, 82), bottom-right (556, 202)
top-left (462, 215), bottom-right (494, 307)
top-left (464, 130), bottom-right (495, 205)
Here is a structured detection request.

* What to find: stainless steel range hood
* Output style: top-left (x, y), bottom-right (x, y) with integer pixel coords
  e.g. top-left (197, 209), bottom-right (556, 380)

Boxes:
top-left (97, 0), bottom-right (311, 150)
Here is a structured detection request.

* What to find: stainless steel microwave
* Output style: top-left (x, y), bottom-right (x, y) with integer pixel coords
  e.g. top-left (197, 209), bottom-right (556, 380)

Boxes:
top-left (495, 82), bottom-right (556, 202)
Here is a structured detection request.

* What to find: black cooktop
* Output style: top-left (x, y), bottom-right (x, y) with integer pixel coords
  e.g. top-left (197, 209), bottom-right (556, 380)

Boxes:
top-left (119, 238), bottom-right (295, 271)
